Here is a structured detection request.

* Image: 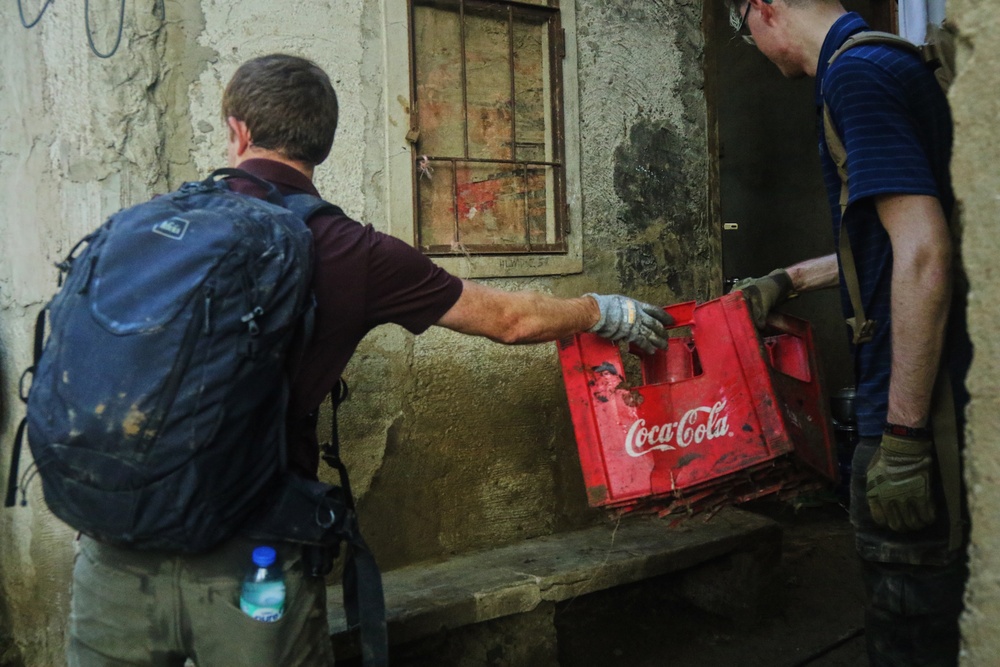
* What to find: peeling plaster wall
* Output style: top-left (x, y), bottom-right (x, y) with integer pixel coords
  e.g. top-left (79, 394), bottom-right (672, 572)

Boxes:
top-left (575, 0), bottom-right (718, 301)
top-left (951, 0), bottom-right (1000, 663)
top-left (1, 1), bottom-right (171, 663)
top-left (0, 0), bottom-right (716, 663)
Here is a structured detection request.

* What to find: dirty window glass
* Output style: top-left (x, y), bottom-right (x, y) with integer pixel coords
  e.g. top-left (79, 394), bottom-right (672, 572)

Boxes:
top-left (411, 0), bottom-right (566, 255)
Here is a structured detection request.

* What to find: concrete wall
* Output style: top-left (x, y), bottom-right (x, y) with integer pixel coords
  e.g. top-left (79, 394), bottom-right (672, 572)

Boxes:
top-left (951, 1), bottom-right (1000, 663)
top-left (0, 1), bottom-right (716, 663)
top-left (0, 2), bottom-right (170, 663)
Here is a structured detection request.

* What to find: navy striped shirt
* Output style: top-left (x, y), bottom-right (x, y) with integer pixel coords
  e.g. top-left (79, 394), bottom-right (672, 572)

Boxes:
top-left (815, 13), bottom-right (960, 437)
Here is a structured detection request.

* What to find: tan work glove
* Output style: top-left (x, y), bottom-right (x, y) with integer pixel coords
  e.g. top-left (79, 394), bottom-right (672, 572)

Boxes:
top-left (866, 432), bottom-right (936, 532)
top-left (730, 269), bottom-right (794, 329)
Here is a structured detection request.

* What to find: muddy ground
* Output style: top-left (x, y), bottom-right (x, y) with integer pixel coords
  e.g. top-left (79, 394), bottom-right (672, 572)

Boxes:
top-left (556, 499), bottom-right (867, 667)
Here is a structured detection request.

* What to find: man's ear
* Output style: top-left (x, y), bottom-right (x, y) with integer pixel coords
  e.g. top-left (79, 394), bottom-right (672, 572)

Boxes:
top-left (754, 0), bottom-right (777, 24)
top-left (226, 116), bottom-right (252, 157)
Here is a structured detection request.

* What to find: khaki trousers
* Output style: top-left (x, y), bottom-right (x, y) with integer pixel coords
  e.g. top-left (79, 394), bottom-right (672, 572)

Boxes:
top-left (68, 535), bottom-right (335, 667)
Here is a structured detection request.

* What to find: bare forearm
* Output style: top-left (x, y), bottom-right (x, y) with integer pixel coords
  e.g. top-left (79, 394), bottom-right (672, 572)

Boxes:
top-left (878, 194), bottom-right (952, 427)
top-left (886, 253), bottom-right (951, 427)
top-left (785, 254), bottom-right (840, 292)
top-left (436, 280), bottom-right (599, 344)
top-left (492, 290), bottom-right (599, 344)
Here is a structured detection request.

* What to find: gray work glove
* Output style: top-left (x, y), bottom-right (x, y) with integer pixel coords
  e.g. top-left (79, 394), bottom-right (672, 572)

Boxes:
top-left (730, 269), bottom-right (794, 329)
top-left (866, 433), bottom-right (936, 532)
top-left (586, 293), bottom-right (673, 355)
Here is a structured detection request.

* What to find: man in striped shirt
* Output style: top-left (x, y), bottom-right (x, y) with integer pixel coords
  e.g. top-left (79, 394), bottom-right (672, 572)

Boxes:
top-left (726, 0), bottom-right (970, 664)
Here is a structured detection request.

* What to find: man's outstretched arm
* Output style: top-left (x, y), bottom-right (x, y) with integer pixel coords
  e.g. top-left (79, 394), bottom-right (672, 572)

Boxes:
top-left (436, 280), bottom-right (673, 353)
top-left (731, 253), bottom-right (840, 328)
top-left (786, 253), bottom-right (840, 292)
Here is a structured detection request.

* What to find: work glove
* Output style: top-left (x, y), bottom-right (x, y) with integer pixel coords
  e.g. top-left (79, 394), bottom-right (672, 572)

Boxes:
top-left (866, 433), bottom-right (936, 532)
top-left (586, 293), bottom-right (673, 355)
top-left (730, 269), bottom-right (794, 329)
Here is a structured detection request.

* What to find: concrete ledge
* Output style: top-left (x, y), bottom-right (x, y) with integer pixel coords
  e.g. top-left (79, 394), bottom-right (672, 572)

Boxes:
top-left (328, 506), bottom-right (781, 653)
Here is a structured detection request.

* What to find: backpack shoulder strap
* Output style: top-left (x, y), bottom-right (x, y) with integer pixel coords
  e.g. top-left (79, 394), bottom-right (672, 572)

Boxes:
top-left (281, 193), bottom-right (346, 223)
top-left (275, 192), bottom-right (346, 379)
top-left (828, 31), bottom-right (922, 67)
top-left (278, 195), bottom-right (360, 511)
top-left (6, 305), bottom-right (54, 507)
top-left (924, 22), bottom-right (957, 91)
top-left (828, 29), bottom-right (953, 89)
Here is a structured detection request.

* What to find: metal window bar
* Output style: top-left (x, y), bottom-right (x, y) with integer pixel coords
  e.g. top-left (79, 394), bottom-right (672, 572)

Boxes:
top-left (508, 5), bottom-right (517, 164)
top-left (452, 160), bottom-right (460, 246)
top-left (427, 157), bottom-right (566, 253)
top-left (410, 0), bottom-right (566, 255)
top-left (417, 155), bottom-right (561, 168)
top-left (460, 0), bottom-right (469, 159)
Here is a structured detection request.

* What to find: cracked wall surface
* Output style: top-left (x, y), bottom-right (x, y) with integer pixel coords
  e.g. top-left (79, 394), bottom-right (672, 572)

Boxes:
top-left (0, 1), bottom-right (714, 664)
top-left (950, 0), bottom-right (1000, 663)
top-left (1, 1), bottom-right (172, 664)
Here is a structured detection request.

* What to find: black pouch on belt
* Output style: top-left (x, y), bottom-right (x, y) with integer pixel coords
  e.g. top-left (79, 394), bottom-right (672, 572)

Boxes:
top-left (242, 473), bottom-right (352, 550)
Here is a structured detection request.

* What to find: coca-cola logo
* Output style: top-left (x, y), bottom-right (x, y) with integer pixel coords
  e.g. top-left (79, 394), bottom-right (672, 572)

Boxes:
top-left (624, 400), bottom-right (731, 457)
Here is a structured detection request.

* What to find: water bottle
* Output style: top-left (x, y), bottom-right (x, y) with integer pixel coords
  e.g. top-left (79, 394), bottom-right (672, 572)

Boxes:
top-left (240, 545), bottom-right (286, 622)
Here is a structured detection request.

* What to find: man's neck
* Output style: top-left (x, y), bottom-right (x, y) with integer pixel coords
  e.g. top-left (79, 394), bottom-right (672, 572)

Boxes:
top-left (234, 147), bottom-right (314, 180)
top-left (789, 3), bottom-right (847, 76)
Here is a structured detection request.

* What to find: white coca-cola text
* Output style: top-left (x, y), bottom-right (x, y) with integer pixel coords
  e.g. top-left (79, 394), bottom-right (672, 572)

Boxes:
top-left (624, 400), bottom-right (731, 457)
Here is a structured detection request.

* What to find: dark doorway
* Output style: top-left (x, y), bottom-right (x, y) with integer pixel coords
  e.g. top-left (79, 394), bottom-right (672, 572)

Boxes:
top-left (704, 0), bottom-right (897, 393)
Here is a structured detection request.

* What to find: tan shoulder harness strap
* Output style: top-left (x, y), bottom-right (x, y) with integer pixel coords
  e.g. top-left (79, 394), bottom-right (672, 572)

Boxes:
top-left (823, 31), bottom-right (921, 345)
top-left (823, 101), bottom-right (875, 346)
top-left (932, 366), bottom-right (964, 551)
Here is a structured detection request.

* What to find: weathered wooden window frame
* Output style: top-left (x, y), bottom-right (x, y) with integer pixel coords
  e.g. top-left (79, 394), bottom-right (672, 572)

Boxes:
top-left (382, 0), bottom-right (583, 278)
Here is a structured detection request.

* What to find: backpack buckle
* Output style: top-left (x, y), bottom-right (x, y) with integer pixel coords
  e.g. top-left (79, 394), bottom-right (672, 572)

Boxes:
top-left (847, 317), bottom-right (877, 345)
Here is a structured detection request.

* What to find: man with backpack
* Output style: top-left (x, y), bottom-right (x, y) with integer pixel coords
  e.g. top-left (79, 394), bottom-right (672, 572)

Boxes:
top-left (56, 53), bottom-right (674, 666)
top-left (725, 0), bottom-right (971, 664)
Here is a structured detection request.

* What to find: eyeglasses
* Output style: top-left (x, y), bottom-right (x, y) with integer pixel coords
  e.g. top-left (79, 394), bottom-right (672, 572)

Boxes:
top-left (730, 1), bottom-right (755, 45)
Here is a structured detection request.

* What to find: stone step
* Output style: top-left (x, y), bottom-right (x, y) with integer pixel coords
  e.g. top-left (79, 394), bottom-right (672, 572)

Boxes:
top-left (328, 506), bottom-right (782, 658)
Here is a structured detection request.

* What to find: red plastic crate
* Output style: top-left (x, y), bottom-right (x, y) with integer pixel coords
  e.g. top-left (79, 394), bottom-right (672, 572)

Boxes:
top-left (557, 293), bottom-right (837, 513)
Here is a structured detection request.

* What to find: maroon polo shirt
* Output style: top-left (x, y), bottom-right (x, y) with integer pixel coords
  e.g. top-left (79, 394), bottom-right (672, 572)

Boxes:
top-left (227, 159), bottom-right (464, 478)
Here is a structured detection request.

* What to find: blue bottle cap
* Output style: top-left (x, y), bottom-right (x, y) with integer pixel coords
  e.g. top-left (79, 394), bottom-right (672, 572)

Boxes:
top-left (252, 545), bottom-right (277, 568)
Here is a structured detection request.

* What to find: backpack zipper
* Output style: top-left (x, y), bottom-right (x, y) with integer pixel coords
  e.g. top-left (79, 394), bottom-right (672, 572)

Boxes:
top-left (203, 288), bottom-right (213, 335)
top-left (138, 292), bottom-right (207, 452)
top-left (240, 264), bottom-right (264, 356)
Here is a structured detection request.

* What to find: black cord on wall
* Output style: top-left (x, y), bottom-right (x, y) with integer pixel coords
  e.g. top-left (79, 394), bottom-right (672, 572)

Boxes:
top-left (18, 0), bottom-right (54, 28)
top-left (17, 0), bottom-right (167, 58)
top-left (85, 0), bottom-right (127, 59)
